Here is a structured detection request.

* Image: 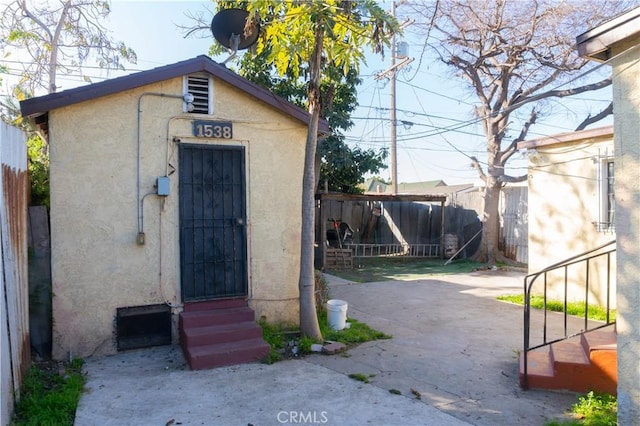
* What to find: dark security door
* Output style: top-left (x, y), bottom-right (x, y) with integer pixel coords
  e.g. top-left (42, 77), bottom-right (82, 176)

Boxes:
top-left (179, 144), bottom-right (248, 301)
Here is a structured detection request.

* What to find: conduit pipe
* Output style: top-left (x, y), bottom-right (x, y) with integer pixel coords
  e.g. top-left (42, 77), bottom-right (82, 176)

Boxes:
top-left (136, 92), bottom-right (193, 244)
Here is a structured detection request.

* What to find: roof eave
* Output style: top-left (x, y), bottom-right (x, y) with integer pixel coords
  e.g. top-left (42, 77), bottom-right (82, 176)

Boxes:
top-left (19, 55), bottom-right (330, 134)
top-left (576, 7), bottom-right (640, 62)
top-left (517, 125), bottom-right (614, 150)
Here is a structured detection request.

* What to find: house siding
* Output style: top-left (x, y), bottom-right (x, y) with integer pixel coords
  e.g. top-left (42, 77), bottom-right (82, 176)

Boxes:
top-left (526, 134), bottom-right (616, 307)
top-left (610, 34), bottom-right (640, 423)
top-left (48, 76), bottom-right (306, 359)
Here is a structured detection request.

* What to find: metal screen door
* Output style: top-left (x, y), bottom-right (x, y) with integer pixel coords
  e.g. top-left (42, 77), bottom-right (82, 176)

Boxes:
top-left (179, 144), bottom-right (248, 301)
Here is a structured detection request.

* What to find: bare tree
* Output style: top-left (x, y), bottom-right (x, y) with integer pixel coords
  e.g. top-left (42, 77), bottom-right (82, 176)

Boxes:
top-left (409, 0), bottom-right (635, 264)
top-left (0, 0), bottom-right (136, 98)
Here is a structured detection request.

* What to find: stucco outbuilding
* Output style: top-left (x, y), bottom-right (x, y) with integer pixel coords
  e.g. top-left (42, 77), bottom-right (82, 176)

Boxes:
top-left (20, 55), bottom-right (329, 363)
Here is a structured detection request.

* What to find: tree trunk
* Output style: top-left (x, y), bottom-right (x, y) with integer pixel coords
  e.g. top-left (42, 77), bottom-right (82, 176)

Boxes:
top-left (298, 25), bottom-right (324, 341)
top-left (474, 181), bottom-right (501, 265)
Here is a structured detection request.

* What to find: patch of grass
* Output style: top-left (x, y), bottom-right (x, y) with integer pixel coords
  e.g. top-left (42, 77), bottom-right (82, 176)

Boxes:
top-left (259, 304), bottom-right (390, 363)
top-left (348, 373), bottom-right (370, 383)
top-left (12, 358), bottom-right (85, 426)
top-left (497, 294), bottom-right (616, 322)
top-left (545, 391), bottom-right (617, 426)
top-left (259, 319), bottom-right (299, 364)
top-left (326, 257), bottom-right (485, 283)
top-left (318, 309), bottom-right (391, 344)
top-left (389, 389), bottom-right (402, 395)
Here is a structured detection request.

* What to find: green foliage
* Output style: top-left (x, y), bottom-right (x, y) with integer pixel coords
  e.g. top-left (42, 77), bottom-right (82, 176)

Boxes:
top-left (259, 303), bottom-right (390, 361)
top-left (318, 136), bottom-right (388, 194)
top-left (318, 309), bottom-right (391, 344)
top-left (26, 134), bottom-right (49, 207)
top-left (497, 294), bottom-right (616, 322)
top-left (217, 1), bottom-right (395, 194)
top-left (348, 373), bottom-right (370, 383)
top-left (572, 392), bottom-right (617, 425)
top-left (235, 49), bottom-right (388, 193)
top-left (243, 1), bottom-right (397, 78)
top-left (12, 359), bottom-right (85, 426)
top-left (545, 391), bottom-right (617, 426)
top-left (259, 318), bottom-right (297, 364)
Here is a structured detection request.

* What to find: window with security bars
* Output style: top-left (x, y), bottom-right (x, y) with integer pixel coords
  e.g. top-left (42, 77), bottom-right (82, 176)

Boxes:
top-left (184, 74), bottom-right (213, 114)
top-left (594, 158), bottom-right (615, 233)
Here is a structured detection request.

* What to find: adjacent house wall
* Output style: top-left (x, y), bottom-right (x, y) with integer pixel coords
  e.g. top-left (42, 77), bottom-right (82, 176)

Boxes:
top-left (610, 36), bottom-right (640, 423)
top-left (48, 76), bottom-right (306, 359)
top-left (525, 131), bottom-right (616, 307)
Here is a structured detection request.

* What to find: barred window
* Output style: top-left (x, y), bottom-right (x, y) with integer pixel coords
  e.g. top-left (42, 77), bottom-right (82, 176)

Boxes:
top-left (594, 158), bottom-right (615, 232)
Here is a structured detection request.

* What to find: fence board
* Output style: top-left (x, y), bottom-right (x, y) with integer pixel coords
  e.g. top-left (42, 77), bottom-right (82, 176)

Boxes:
top-left (1, 122), bottom-right (29, 425)
top-left (316, 186), bottom-right (528, 264)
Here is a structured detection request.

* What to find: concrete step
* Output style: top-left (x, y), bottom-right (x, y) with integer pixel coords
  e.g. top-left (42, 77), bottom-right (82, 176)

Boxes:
top-left (184, 337), bottom-right (271, 370)
top-left (181, 321), bottom-right (264, 347)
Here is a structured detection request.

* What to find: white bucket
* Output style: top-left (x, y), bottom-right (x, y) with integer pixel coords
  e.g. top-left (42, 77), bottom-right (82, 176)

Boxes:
top-left (327, 299), bottom-right (348, 330)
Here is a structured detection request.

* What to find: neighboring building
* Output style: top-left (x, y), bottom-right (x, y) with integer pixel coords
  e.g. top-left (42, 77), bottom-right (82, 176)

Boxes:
top-left (518, 125), bottom-right (616, 307)
top-left (577, 8), bottom-right (640, 423)
top-left (20, 55), bottom-right (329, 364)
top-left (361, 178), bottom-right (466, 195)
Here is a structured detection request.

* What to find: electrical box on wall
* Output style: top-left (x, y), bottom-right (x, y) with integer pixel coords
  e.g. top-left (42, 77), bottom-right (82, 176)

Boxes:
top-left (157, 176), bottom-right (170, 196)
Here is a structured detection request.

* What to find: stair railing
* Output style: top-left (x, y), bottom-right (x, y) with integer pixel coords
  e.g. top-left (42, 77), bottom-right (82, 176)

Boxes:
top-left (522, 240), bottom-right (616, 390)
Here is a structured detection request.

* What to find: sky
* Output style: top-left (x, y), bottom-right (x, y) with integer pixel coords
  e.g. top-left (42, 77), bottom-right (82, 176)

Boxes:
top-left (4, 0), bottom-right (615, 186)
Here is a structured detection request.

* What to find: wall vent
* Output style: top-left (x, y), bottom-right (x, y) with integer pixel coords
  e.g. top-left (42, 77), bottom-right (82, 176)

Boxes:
top-left (116, 304), bottom-right (171, 351)
top-left (185, 74), bottom-right (213, 114)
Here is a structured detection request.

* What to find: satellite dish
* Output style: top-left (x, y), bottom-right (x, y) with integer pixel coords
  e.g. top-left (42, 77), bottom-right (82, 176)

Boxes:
top-left (211, 8), bottom-right (259, 51)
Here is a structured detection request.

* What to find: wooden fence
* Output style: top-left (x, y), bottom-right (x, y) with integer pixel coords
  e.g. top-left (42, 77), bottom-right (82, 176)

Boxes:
top-left (316, 186), bottom-right (528, 264)
top-left (1, 122), bottom-right (29, 425)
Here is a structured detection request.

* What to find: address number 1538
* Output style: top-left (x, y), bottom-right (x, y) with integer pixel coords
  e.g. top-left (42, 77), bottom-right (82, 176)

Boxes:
top-left (192, 120), bottom-right (233, 139)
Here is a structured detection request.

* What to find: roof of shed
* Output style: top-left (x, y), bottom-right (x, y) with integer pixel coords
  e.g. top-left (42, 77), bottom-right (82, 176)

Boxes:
top-left (19, 55), bottom-right (330, 134)
top-left (517, 125), bottom-right (613, 150)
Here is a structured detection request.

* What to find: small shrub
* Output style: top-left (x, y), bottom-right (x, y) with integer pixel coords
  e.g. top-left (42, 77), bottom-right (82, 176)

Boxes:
top-left (544, 391), bottom-right (617, 426)
top-left (573, 391), bottom-right (617, 425)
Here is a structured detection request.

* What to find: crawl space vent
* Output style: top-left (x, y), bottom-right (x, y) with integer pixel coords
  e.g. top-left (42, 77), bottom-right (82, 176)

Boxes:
top-left (116, 304), bottom-right (171, 351)
top-left (186, 75), bottom-right (211, 114)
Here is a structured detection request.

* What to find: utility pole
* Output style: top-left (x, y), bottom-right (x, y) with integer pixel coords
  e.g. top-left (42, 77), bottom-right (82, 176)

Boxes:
top-left (390, 1), bottom-right (398, 195)
top-left (375, 2), bottom-right (413, 195)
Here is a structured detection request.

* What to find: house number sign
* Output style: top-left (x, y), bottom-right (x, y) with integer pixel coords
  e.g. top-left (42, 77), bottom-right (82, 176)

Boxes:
top-left (192, 120), bottom-right (233, 139)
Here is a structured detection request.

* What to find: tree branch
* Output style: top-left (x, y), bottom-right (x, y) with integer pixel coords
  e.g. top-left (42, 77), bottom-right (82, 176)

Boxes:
top-left (470, 156), bottom-right (487, 182)
top-left (498, 174), bottom-right (528, 184)
top-left (501, 108), bottom-right (537, 164)
top-left (575, 102), bottom-right (613, 131)
top-left (506, 77), bottom-right (612, 114)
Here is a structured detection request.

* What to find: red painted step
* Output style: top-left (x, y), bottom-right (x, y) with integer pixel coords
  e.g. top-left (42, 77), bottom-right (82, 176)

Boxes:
top-left (181, 321), bottom-right (264, 347)
top-left (520, 325), bottom-right (617, 395)
top-left (180, 307), bottom-right (256, 328)
top-left (185, 338), bottom-right (270, 370)
top-left (179, 300), bottom-right (270, 370)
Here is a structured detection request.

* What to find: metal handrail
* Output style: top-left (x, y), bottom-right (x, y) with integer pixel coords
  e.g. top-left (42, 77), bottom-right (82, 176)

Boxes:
top-left (521, 240), bottom-right (616, 390)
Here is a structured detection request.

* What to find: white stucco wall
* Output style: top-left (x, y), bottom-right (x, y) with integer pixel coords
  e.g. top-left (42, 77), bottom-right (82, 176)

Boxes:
top-left (527, 135), bottom-right (616, 308)
top-left (610, 39), bottom-right (640, 423)
top-left (48, 75), bottom-right (306, 359)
